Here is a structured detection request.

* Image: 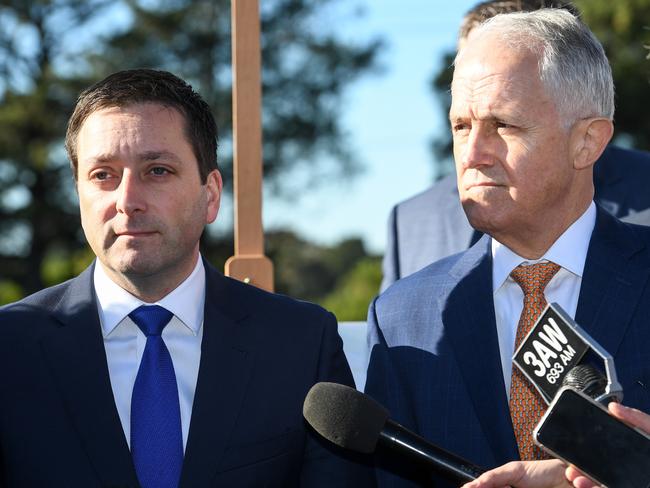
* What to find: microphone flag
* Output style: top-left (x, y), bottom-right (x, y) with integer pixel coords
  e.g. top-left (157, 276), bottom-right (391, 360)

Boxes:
top-left (512, 303), bottom-right (590, 403)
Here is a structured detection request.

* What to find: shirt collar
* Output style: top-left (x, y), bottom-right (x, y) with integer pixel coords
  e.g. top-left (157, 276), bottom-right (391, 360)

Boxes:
top-left (94, 256), bottom-right (206, 337)
top-left (492, 201), bottom-right (596, 292)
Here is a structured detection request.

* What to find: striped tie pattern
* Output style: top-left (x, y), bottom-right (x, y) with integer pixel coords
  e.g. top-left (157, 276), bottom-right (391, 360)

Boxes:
top-left (509, 261), bottom-right (560, 460)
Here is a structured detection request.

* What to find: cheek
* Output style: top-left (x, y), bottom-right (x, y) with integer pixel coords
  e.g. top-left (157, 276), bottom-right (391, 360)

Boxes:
top-left (171, 193), bottom-right (208, 228)
top-left (78, 195), bottom-right (95, 230)
top-left (79, 193), bottom-right (114, 231)
top-left (452, 139), bottom-right (465, 168)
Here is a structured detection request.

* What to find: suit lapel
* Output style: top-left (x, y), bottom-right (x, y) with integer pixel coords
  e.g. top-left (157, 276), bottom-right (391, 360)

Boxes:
top-left (443, 237), bottom-right (520, 464)
top-left (39, 264), bottom-right (139, 486)
top-left (180, 263), bottom-right (256, 486)
top-left (576, 207), bottom-right (650, 357)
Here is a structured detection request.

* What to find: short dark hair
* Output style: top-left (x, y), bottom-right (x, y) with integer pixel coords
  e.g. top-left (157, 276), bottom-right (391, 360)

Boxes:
top-left (65, 68), bottom-right (218, 183)
top-left (459, 0), bottom-right (580, 41)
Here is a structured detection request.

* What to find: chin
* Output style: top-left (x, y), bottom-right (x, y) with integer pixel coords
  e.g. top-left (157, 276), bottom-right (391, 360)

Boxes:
top-left (108, 252), bottom-right (163, 278)
top-left (463, 202), bottom-right (506, 236)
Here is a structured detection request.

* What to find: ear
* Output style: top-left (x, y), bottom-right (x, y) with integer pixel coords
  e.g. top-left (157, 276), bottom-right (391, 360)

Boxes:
top-left (205, 169), bottom-right (222, 224)
top-left (570, 117), bottom-right (614, 171)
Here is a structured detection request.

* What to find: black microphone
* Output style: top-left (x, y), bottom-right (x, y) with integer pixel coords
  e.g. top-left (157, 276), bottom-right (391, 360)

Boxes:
top-left (303, 382), bottom-right (485, 484)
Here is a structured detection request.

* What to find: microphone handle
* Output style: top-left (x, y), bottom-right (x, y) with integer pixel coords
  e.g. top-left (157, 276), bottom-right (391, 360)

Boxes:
top-left (378, 420), bottom-right (486, 483)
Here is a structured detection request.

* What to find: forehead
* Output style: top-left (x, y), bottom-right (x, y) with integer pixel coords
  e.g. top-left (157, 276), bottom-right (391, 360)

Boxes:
top-left (78, 103), bottom-right (187, 143)
top-left (76, 103), bottom-right (193, 162)
top-left (450, 36), bottom-right (551, 119)
top-left (82, 103), bottom-right (184, 129)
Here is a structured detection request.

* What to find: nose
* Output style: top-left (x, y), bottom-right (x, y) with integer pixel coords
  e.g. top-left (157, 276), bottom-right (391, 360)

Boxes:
top-left (115, 170), bottom-right (147, 215)
top-left (460, 124), bottom-right (495, 170)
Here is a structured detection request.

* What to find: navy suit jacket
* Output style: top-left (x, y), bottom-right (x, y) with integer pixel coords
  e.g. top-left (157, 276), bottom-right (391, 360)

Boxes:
top-left (381, 145), bottom-right (650, 291)
top-left (0, 260), bottom-right (372, 487)
top-left (366, 208), bottom-right (650, 487)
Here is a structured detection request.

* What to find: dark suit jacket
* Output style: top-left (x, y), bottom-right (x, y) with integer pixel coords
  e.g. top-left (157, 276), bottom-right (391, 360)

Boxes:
top-left (381, 145), bottom-right (650, 291)
top-left (366, 207), bottom-right (650, 487)
top-left (0, 260), bottom-right (372, 487)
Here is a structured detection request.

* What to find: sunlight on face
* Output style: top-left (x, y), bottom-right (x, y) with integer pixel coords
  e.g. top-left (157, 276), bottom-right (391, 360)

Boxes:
top-left (450, 33), bottom-right (579, 246)
top-left (76, 103), bottom-right (221, 294)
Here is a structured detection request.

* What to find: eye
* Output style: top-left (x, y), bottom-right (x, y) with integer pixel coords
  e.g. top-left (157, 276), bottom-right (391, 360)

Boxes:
top-left (452, 122), bottom-right (470, 133)
top-left (150, 166), bottom-right (171, 176)
top-left (496, 121), bottom-right (515, 130)
top-left (91, 171), bottom-right (110, 181)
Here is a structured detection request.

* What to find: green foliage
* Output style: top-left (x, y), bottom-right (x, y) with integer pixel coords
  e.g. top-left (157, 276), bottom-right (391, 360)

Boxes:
top-left (430, 51), bottom-right (456, 178)
top-left (85, 0), bottom-right (382, 189)
top-left (265, 231), bottom-right (368, 302)
top-left (0, 280), bottom-right (23, 305)
top-left (429, 1), bottom-right (650, 176)
top-left (201, 229), bottom-right (380, 318)
top-left (0, 0), bottom-right (381, 299)
top-left (574, 0), bottom-right (650, 150)
top-left (321, 257), bottom-right (382, 321)
top-left (41, 246), bottom-right (95, 287)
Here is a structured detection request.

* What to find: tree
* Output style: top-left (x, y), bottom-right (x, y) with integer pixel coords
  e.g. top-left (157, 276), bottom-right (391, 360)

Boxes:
top-left (430, 51), bottom-right (455, 178)
top-left (429, 1), bottom-right (650, 176)
top-left (0, 0), bottom-right (113, 301)
top-left (321, 256), bottom-right (382, 321)
top-left (574, 0), bottom-right (650, 150)
top-left (0, 0), bottom-right (381, 302)
top-left (264, 231), bottom-right (369, 302)
top-left (86, 0), bottom-right (381, 188)
top-left (203, 229), bottom-right (379, 318)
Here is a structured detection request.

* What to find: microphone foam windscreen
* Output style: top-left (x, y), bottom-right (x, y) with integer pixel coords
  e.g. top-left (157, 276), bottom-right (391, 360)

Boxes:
top-left (303, 382), bottom-right (389, 453)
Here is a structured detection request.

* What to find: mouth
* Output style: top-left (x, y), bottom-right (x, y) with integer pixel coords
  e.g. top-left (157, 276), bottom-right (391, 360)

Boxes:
top-left (464, 182), bottom-right (504, 190)
top-left (115, 230), bottom-right (158, 238)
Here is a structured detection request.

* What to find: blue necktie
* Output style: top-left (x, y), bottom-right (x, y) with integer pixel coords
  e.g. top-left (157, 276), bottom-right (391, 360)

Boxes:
top-left (129, 305), bottom-right (183, 488)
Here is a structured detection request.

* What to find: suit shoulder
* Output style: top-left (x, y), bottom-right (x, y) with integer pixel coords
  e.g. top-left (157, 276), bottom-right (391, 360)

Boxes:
top-left (378, 250), bottom-right (463, 302)
top-left (217, 273), bottom-right (336, 329)
top-left (622, 218), bottom-right (650, 243)
top-left (394, 174), bottom-right (456, 213)
top-left (602, 145), bottom-right (650, 168)
top-left (0, 279), bottom-right (73, 316)
top-left (0, 280), bottom-right (77, 340)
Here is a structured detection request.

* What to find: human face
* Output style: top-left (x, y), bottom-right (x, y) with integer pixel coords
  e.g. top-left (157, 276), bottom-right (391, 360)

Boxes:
top-left (76, 103), bottom-right (221, 298)
top-left (450, 35), bottom-right (590, 256)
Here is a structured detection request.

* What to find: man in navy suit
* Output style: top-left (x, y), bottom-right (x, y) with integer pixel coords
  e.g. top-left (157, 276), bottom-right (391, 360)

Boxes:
top-left (0, 69), bottom-right (371, 487)
top-left (380, 0), bottom-right (650, 292)
top-left (366, 9), bottom-right (650, 487)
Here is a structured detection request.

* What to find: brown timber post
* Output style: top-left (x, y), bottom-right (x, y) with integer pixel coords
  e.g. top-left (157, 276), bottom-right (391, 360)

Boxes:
top-left (225, 0), bottom-right (274, 291)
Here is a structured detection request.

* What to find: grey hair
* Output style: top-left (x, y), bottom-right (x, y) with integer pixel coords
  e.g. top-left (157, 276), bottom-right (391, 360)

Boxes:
top-left (463, 9), bottom-right (614, 123)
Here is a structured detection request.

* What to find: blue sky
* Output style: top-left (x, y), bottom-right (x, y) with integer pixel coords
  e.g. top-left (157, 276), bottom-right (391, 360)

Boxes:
top-left (213, 0), bottom-right (478, 254)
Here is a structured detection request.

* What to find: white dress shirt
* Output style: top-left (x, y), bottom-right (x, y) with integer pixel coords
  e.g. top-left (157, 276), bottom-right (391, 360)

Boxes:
top-left (492, 202), bottom-right (596, 396)
top-left (93, 256), bottom-right (205, 451)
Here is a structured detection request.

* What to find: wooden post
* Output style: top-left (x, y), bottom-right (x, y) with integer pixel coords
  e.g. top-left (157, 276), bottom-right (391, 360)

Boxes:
top-left (225, 0), bottom-right (274, 291)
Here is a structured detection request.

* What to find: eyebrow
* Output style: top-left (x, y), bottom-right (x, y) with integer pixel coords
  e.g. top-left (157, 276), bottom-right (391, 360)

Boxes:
top-left (84, 150), bottom-right (183, 166)
top-left (139, 150), bottom-right (183, 163)
top-left (449, 111), bottom-right (524, 124)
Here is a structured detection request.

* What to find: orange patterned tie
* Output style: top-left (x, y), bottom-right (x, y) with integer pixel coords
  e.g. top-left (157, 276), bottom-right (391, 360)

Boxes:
top-left (509, 261), bottom-right (561, 460)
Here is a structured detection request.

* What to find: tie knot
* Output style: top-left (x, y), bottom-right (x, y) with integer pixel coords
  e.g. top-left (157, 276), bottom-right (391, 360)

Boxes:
top-left (129, 305), bottom-right (173, 336)
top-left (510, 261), bottom-right (560, 296)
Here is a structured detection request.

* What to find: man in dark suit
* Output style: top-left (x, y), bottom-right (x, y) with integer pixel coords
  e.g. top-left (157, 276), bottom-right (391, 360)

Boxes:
top-left (380, 0), bottom-right (650, 292)
top-left (0, 69), bottom-right (371, 487)
top-left (366, 9), bottom-right (650, 487)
